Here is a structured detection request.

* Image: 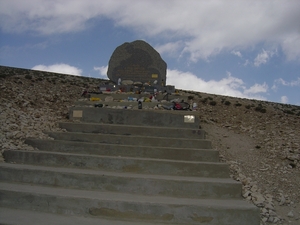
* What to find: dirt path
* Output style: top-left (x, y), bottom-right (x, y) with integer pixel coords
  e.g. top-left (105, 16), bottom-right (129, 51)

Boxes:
top-left (202, 122), bottom-right (300, 225)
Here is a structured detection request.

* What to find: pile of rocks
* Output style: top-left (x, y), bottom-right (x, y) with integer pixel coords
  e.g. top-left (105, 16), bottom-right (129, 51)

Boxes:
top-left (1, 69), bottom-right (299, 224)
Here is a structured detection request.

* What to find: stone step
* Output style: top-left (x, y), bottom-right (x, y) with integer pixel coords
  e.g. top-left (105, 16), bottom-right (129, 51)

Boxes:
top-left (45, 132), bottom-right (212, 149)
top-left (58, 122), bottom-right (206, 139)
top-left (0, 182), bottom-right (260, 225)
top-left (90, 93), bottom-right (156, 99)
top-left (25, 139), bottom-right (219, 162)
top-left (88, 93), bottom-right (187, 102)
top-left (69, 107), bottom-right (200, 129)
top-left (0, 208), bottom-right (170, 225)
top-left (0, 163), bottom-right (242, 199)
top-left (75, 100), bottom-right (173, 109)
top-left (3, 150), bottom-right (230, 178)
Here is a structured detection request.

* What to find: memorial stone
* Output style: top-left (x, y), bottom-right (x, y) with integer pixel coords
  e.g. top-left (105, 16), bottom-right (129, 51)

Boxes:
top-left (107, 40), bottom-right (167, 87)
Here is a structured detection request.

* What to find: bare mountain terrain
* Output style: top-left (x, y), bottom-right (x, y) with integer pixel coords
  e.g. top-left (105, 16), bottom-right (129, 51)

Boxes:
top-left (0, 67), bottom-right (299, 224)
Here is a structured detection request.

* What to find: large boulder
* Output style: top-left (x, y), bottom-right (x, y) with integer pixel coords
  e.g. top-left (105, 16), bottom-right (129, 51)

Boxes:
top-left (107, 40), bottom-right (167, 86)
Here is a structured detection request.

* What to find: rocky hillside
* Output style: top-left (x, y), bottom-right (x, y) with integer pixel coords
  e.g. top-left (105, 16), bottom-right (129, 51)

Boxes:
top-left (0, 66), bottom-right (108, 150)
top-left (192, 92), bottom-right (300, 224)
top-left (0, 66), bottom-right (299, 224)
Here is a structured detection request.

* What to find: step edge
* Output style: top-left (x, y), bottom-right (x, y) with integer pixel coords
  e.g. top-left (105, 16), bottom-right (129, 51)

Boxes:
top-left (3, 149), bottom-right (227, 165)
top-left (45, 131), bottom-right (211, 142)
top-left (0, 163), bottom-right (237, 184)
top-left (0, 182), bottom-right (256, 209)
top-left (25, 138), bottom-right (218, 152)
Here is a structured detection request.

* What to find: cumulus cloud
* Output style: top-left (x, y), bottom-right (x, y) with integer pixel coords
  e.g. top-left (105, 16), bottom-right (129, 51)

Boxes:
top-left (94, 66), bottom-right (108, 79)
top-left (0, 0), bottom-right (101, 34)
top-left (274, 78), bottom-right (290, 86)
top-left (231, 50), bottom-right (242, 58)
top-left (1, 0), bottom-right (300, 61)
top-left (243, 59), bottom-right (250, 66)
top-left (244, 83), bottom-right (268, 94)
top-left (167, 69), bottom-right (267, 100)
top-left (282, 36), bottom-right (300, 61)
top-left (254, 50), bottom-right (269, 67)
top-left (155, 41), bottom-right (184, 57)
top-left (291, 77), bottom-right (300, 87)
top-left (254, 49), bottom-right (276, 67)
top-left (32, 63), bottom-right (82, 76)
top-left (281, 96), bottom-right (289, 104)
top-left (274, 77), bottom-right (300, 87)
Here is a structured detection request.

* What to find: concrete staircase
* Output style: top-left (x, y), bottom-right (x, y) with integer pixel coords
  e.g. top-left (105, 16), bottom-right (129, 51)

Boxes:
top-left (0, 106), bottom-right (260, 224)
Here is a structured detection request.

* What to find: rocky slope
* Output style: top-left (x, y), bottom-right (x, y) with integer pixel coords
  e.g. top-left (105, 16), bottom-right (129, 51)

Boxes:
top-left (0, 67), bottom-right (299, 224)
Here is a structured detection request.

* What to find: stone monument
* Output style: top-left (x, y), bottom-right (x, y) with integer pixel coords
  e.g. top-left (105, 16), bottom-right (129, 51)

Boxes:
top-left (107, 40), bottom-right (167, 87)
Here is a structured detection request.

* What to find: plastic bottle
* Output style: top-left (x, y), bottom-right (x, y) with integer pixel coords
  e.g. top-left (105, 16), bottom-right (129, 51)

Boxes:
top-left (138, 101), bottom-right (142, 109)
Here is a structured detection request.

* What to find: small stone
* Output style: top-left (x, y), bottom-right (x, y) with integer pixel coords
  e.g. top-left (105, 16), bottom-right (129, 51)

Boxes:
top-left (279, 194), bottom-right (286, 206)
top-left (252, 193), bottom-right (265, 207)
top-left (243, 191), bottom-right (252, 198)
top-left (267, 216), bottom-right (274, 222)
top-left (251, 185), bottom-right (258, 192)
top-left (287, 211), bottom-right (294, 218)
top-left (261, 208), bottom-right (268, 214)
top-left (105, 96), bottom-right (114, 102)
top-left (264, 203), bottom-right (275, 210)
top-left (269, 210), bottom-right (277, 217)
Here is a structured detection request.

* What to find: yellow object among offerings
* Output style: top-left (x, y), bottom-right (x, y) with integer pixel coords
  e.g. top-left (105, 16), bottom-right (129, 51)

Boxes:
top-left (90, 97), bottom-right (101, 101)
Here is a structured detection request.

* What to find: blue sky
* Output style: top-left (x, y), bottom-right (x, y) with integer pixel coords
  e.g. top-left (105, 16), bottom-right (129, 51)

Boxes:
top-left (1, 0), bottom-right (300, 105)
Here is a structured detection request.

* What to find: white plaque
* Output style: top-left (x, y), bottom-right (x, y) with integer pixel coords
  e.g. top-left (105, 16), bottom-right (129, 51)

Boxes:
top-left (184, 115), bottom-right (195, 123)
top-left (73, 110), bottom-right (83, 118)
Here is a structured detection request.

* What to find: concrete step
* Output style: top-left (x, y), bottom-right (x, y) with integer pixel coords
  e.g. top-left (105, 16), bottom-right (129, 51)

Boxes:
top-left (69, 107), bottom-right (200, 129)
top-left (0, 163), bottom-right (241, 199)
top-left (25, 139), bottom-right (219, 162)
top-left (90, 93), bottom-right (156, 99)
top-left (45, 132), bottom-right (212, 149)
top-left (75, 100), bottom-right (173, 109)
top-left (3, 150), bottom-right (230, 178)
top-left (0, 207), bottom-right (171, 225)
top-left (59, 122), bottom-right (206, 139)
top-left (87, 93), bottom-right (187, 102)
top-left (0, 182), bottom-right (260, 225)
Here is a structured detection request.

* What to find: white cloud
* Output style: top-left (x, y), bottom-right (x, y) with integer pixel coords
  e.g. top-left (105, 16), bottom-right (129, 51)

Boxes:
top-left (254, 50), bottom-right (269, 67)
top-left (244, 83), bottom-right (268, 94)
top-left (274, 78), bottom-right (289, 86)
top-left (231, 50), bottom-right (242, 58)
top-left (271, 84), bottom-right (278, 91)
top-left (291, 77), bottom-right (300, 87)
top-left (167, 69), bottom-right (267, 100)
top-left (243, 59), bottom-right (250, 66)
top-left (32, 63), bottom-right (82, 76)
top-left (155, 41), bottom-right (184, 57)
top-left (94, 66), bottom-right (108, 79)
top-left (282, 36), bottom-right (300, 61)
top-left (281, 96), bottom-right (289, 104)
top-left (274, 77), bottom-right (300, 87)
top-left (0, 0), bottom-right (101, 34)
top-left (1, 0), bottom-right (300, 61)
top-left (254, 49), bottom-right (276, 67)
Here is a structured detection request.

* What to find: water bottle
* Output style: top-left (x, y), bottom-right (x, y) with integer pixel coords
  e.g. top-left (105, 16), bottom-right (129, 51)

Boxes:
top-left (138, 101), bottom-right (142, 109)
